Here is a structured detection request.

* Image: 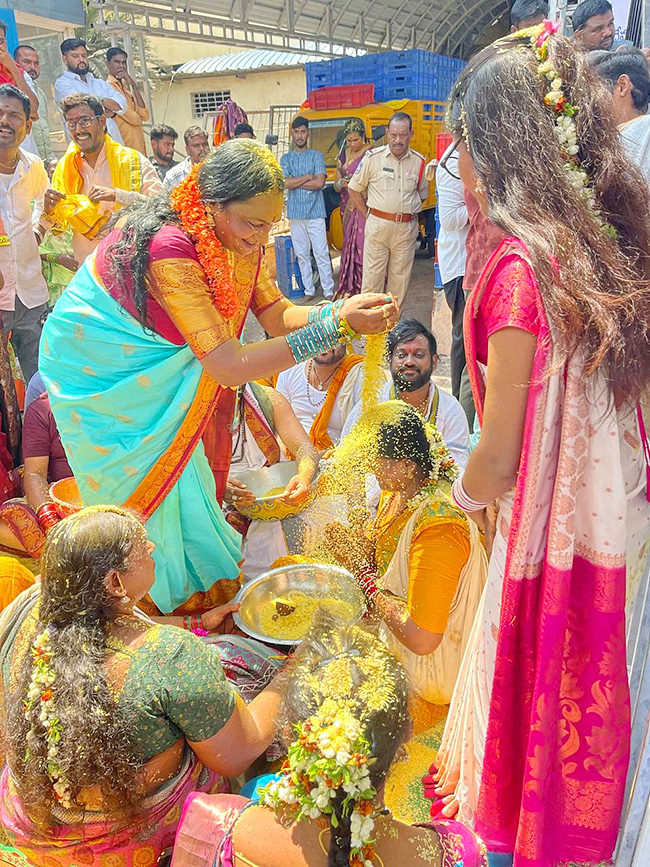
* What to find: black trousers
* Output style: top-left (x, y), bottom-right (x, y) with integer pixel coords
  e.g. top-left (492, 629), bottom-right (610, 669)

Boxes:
top-left (442, 275), bottom-right (466, 399)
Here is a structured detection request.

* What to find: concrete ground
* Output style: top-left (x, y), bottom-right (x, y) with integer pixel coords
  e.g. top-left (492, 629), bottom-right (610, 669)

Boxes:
top-left (243, 247), bottom-right (453, 389)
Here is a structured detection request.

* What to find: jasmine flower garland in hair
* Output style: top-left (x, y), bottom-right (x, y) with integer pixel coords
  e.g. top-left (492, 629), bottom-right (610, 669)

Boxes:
top-left (514, 20), bottom-right (618, 240)
top-left (264, 697), bottom-right (379, 867)
top-left (24, 629), bottom-right (74, 810)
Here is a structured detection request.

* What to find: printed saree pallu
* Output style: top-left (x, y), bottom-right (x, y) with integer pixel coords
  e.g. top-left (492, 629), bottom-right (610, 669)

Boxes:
top-left (39, 225), bottom-right (283, 615)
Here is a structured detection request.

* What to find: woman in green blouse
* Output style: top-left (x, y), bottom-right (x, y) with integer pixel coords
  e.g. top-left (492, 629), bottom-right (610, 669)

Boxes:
top-left (0, 506), bottom-right (287, 866)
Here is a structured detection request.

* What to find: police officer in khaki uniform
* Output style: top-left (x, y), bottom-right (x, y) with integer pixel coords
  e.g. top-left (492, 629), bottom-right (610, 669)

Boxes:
top-left (348, 112), bottom-right (428, 307)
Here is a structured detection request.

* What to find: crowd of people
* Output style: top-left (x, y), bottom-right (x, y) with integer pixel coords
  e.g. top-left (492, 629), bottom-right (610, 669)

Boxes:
top-left (0, 2), bottom-right (648, 866)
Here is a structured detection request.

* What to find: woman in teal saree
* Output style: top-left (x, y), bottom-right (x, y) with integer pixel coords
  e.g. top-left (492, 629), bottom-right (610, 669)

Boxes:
top-left (40, 139), bottom-right (397, 616)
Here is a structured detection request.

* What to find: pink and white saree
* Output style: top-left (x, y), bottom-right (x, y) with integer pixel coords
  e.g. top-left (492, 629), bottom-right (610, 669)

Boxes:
top-left (434, 239), bottom-right (650, 867)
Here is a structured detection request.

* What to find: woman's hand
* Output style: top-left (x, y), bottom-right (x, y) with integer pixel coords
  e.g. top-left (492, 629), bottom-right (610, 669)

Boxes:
top-left (281, 473), bottom-right (311, 506)
top-left (467, 502), bottom-right (498, 556)
top-left (323, 522), bottom-right (374, 573)
top-left (201, 601), bottom-right (241, 633)
top-left (341, 293), bottom-right (399, 335)
top-left (224, 476), bottom-right (255, 508)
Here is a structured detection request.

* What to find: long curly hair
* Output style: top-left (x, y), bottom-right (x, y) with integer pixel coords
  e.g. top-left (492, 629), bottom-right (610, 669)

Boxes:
top-left (448, 31), bottom-right (650, 405)
top-left (282, 612), bottom-right (409, 866)
top-left (6, 506), bottom-right (147, 825)
top-left (106, 139), bottom-right (285, 329)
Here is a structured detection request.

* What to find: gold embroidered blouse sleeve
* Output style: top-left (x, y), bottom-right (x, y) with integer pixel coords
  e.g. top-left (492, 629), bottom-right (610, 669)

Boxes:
top-left (149, 257), bottom-right (234, 358)
top-left (250, 260), bottom-right (285, 317)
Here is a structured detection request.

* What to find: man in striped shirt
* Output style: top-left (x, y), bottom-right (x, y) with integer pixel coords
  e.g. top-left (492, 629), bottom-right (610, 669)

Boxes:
top-left (280, 116), bottom-right (334, 298)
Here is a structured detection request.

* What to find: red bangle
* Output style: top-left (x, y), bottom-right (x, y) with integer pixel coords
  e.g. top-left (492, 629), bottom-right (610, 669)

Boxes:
top-left (36, 502), bottom-right (61, 533)
top-left (357, 566), bottom-right (381, 601)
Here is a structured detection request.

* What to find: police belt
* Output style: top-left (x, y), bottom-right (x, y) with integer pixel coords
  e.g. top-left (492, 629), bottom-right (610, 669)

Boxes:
top-left (368, 208), bottom-right (417, 223)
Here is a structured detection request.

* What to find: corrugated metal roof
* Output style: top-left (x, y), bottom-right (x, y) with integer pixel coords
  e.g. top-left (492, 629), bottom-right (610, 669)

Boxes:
top-left (175, 49), bottom-right (327, 76)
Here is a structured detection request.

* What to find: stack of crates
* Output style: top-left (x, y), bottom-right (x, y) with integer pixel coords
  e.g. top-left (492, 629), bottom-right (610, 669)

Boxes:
top-left (274, 236), bottom-right (304, 299)
top-left (305, 51), bottom-right (465, 105)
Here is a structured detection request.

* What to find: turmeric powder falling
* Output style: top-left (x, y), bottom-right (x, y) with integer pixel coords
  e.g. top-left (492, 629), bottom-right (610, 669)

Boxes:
top-left (360, 333), bottom-right (388, 413)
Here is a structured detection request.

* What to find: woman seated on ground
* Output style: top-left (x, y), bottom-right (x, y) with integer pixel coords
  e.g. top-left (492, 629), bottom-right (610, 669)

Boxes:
top-left (224, 381), bottom-right (320, 581)
top-left (324, 403), bottom-right (487, 732)
top-left (170, 612), bottom-right (487, 867)
top-left (0, 506), bottom-right (288, 866)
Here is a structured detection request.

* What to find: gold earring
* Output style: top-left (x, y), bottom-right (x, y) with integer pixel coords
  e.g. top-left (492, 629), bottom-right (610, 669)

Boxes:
top-left (206, 210), bottom-right (215, 228)
top-left (475, 178), bottom-right (487, 196)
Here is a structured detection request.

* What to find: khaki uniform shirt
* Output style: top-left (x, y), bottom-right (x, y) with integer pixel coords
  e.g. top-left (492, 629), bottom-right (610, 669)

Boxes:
top-left (348, 145), bottom-right (428, 215)
top-left (107, 76), bottom-right (149, 155)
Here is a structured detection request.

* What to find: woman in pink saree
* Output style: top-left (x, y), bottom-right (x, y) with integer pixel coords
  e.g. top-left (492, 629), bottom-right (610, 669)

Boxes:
top-left (426, 23), bottom-right (650, 867)
top-left (335, 120), bottom-right (369, 298)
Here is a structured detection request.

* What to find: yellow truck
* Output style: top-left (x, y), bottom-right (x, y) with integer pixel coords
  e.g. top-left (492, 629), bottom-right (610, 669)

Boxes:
top-left (296, 98), bottom-right (446, 249)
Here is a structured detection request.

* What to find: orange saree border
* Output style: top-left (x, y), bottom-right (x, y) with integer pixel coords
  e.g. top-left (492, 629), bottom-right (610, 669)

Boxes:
top-left (309, 354), bottom-right (363, 450)
top-left (88, 255), bottom-right (224, 522)
top-left (124, 372), bottom-right (223, 520)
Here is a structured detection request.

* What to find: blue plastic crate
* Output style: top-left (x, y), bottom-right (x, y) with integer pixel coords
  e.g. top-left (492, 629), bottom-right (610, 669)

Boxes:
top-left (274, 236), bottom-right (305, 299)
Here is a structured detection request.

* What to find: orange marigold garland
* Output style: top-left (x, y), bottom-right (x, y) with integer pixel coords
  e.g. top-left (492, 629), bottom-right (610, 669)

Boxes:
top-left (170, 165), bottom-right (238, 319)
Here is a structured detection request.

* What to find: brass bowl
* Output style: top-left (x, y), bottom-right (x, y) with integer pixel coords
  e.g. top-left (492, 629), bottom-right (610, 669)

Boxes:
top-left (233, 563), bottom-right (366, 646)
top-left (49, 476), bottom-right (82, 519)
top-left (232, 461), bottom-right (312, 522)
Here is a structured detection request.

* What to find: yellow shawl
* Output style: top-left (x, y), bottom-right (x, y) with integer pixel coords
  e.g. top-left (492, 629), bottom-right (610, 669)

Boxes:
top-left (52, 134), bottom-right (143, 201)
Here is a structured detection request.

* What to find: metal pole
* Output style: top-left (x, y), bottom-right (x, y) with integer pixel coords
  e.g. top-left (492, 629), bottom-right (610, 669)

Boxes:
top-left (644, 0), bottom-right (650, 47)
top-left (137, 32), bottom-right (155, 125)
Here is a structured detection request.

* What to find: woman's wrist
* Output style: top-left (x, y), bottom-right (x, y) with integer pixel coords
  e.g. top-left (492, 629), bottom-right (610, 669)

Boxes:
top-left (357, 565), bottom-right (381, 602)
top-left (182, 614), bottom-right (210, 636)
top-left (451, 477), bottom-right (490, 514)
top-left (36, 501), bottom-right (61, 533)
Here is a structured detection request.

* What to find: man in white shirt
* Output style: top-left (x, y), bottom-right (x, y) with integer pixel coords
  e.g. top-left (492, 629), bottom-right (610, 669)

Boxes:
top-left (592, 49), bottom-right (650, 184)
top-left (342, 318), bottom-right (470, 470)
top-left (163, 125), bottom-right (210, 192)
top-left (0, 84), bottom-right (52, 381)
top-left (276, 343), bottom-right (365, 448)
top-left (54, 38), bottom-right (126, 145)
top-left (49, 93), bottom-right (163, 265)
top-left (14, 45), bottom-right (53, 163)
top-left (435, 144), bottom-right (469, 402)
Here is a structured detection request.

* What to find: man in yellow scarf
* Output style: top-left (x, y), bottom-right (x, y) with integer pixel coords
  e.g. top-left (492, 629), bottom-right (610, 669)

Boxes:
top-left (49, 93), bottom-right (163, 264)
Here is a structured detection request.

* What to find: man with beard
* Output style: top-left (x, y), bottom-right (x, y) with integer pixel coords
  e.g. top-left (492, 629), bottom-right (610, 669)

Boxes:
top-left (342, 318), bottom-right (470, 469)
top-left (54, 38), bottom-right (126, 144)
top-left (48, 93), bottom-right (163, 265)
top-left (571, 0), bottom-right (615, 51)
top-left (14, 45), bottom-right (53, 162)
top-left (275, 342), bottom-right (364, 449)
top-left (149, 124), bottom-right (179, 180)
top-left (0, 84), bottom-right (52, 382)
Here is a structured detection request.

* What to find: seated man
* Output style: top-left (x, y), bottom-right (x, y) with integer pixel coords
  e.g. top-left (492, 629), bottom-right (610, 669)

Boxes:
top-left (342, 318), bottom-right (470, 469)
top-left (225, 381), bottom-right (320, 581)
top-left (22, 390), bottom-right (73, 512)
top-left (275, 343), bottom-right (365, 450)
top-left (48, 92), bottom-right (163, 265)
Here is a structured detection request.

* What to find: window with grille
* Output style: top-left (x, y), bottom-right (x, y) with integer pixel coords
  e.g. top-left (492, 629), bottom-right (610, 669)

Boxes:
top-left (191, 90), bottom-right (232, 118)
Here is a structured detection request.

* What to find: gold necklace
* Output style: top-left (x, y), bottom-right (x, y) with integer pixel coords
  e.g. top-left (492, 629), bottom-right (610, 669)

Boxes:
top-left (308, 359), bottom-right (337, 391)
top-left (398, 384), bottom-right (430, 418)
top-left (0, 154), bottom-right (18, 170)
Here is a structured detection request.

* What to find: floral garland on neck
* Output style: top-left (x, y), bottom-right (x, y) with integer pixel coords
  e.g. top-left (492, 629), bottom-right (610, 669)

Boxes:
top-left (514, 19), bottom-right (618, 240)
top-left (264, 697), bottom-right (378, 867)
top-left (169, 165), bottom-right (238, 319)
top-left (24, 629), bottom-right (74, 810)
